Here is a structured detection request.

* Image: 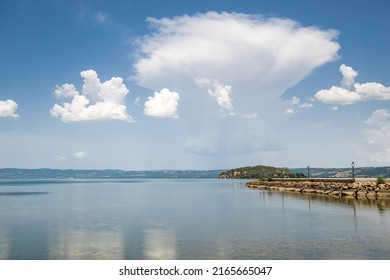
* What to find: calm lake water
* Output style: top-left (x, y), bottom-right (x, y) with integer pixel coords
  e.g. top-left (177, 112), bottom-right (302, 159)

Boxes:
top-left (0, 179), bottom-right (389, 260)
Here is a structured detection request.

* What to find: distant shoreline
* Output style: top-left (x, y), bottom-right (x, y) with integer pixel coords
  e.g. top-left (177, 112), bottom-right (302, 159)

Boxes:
top-left (246, 178), bottom-right (390, 200)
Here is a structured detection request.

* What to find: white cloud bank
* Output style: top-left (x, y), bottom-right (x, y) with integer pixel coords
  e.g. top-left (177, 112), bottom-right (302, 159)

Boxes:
top-left (364, 109), bottom-right (390, 165)
top-left (132, 12), bottom-right (340, 155)
top-left (144, 88), bottom-right (180, 118)
top-left (0, 99), bottom-right (19, 118)
top-left (133, 12), bottom-right (339, 93)
top-left (315, 64), bottom-right (390, 105)
top-left (50, 70), bottom-right (133, 123)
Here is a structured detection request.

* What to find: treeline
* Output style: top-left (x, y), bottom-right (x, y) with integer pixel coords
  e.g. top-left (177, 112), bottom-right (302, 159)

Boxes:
top-left (218, 165), bottom-right (305, 179)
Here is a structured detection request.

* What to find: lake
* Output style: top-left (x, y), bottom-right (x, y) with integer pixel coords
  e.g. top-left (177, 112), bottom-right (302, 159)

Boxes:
top-left (0, 179), bottom-right (389, 259)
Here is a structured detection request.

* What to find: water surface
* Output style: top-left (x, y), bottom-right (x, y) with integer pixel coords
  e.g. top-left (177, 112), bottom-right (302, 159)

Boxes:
top-left (0, 179), bottom-right (389, 259)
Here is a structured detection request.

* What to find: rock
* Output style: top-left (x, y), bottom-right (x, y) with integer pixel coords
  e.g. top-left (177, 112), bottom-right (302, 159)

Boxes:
top-left (331, 190), bottom-right (341, 196)
top-left (302, 188), bottom-right (317, 193)
top-left (377, 190), bottom-right (390, 198)
top-left (342, 190), bottom-right (357, 196)
top-left (357, 190), bottom-right (367, 197)
top-left (244, 179), bottom-right (390, 200)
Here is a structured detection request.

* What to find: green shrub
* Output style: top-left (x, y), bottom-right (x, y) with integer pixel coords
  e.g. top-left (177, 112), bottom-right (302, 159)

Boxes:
top-left (377, 176), bottom-right (386, 185)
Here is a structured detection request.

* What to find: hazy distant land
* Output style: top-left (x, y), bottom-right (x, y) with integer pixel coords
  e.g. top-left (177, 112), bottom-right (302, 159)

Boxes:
top-left (0, 165), bottom-right (389, 179)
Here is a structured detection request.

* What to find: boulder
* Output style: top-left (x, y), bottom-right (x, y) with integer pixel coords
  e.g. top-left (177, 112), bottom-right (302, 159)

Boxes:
top-left (342, 190), bottom-right (357, 197)
top-left (357, 190), bottom-right (367, 197)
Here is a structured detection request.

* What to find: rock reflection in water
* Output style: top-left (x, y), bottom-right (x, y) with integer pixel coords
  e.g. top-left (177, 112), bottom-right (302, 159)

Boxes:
top-left (264, 190), bottom-right (390, 211)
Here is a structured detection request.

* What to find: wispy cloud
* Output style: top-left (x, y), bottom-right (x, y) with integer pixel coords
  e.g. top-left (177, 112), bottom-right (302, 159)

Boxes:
top-left (0, 99), bottom-right (19, 118)
top-left (50, 70), bottom-right (134, 123)
top-left (54, 155), bottom-right (66, 161)
top-left (286, 96), bottom-right (314, 114)
top-left (315, 64), bottom-right (390, 105)
top-left (78, 4), bottom-right (108, 25)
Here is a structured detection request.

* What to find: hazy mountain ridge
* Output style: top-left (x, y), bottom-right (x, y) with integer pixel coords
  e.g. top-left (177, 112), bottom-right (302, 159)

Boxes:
top-left (0, 168), bottom-right (223, 179)
top-left (1, 166), bottom-right (389, 180)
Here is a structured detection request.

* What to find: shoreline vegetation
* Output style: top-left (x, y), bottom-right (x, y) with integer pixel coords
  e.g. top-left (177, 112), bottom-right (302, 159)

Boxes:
top-left (246, 178), bottom-right (390, 200)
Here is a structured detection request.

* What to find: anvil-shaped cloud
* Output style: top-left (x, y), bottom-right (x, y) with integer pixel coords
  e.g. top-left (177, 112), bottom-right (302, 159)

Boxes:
top-left (132, 12), bottom-right (340, 155)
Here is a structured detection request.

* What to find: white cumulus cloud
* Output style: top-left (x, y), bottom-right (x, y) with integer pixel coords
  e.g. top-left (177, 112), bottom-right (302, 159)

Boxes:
top-left (144, 88), bottom-right (180, 118)
top-left (132, 12), bottom-right (340, 155)
top-left (364, 109), bottom-right (390, 165)
top-left (50, 70), bottom-right (134, 123)
top-left (340, 64), bottom-right (358, 89)
top-left (314, 64), bottom-right (390, 105)
top-left (0, 99), bottom-right (19, 118)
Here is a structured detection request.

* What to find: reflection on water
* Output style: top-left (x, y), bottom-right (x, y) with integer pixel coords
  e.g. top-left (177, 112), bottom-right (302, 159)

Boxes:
top-left (49, 226), bottom-right (124, 259)
top-left (143, 227), bottom-right (177, 259)
top-left (0, 227), bottom-right (10, 259)
top-left (0, 179), bottom-right (389, 260)
top-left (0, 191), bottom-right (50, 196)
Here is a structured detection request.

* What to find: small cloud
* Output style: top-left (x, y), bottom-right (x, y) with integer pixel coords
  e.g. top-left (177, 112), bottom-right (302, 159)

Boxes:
top-left (329, 106), bottom-right (339, 111)
top-left (95, 11), bottom-right (107, 24)
top-left (50, 70), bottom-right (134, 123)
top-left (286, 96), bottom-right (314, 113)
top-left (134, 97), bottom-right (141, 107)
top-left (144, 88), bottom-right (180, 118)
top-left (314, 64), bottom-right (390, 105)
top-left (285, 108), bottom-right (295, 114)
top-left (291, 96), bottom-right (300, 105)
top-left (299, 102), bottom-right (314, 109)
top-left (0, 99), bottom-right (19, 118)
top-left (242, 112), bottom-right (258, 119)
top-left (195, 78), bottom-right (234, 117)
top-left (73, 151), bottom-right (88, 159)
top-left (55, 155), bottom-right (66, 161)
top-left (78, 6), bottom-right (108, 25)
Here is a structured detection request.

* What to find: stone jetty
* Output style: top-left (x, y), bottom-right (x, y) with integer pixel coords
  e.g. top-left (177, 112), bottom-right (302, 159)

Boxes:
top-left (245, 178), bottom-right (390, 199)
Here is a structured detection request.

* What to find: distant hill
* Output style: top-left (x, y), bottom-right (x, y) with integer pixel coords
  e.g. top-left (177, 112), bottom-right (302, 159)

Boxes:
top-left (1, 166), bottom-right (389, 180)
top-left (0, 168), bottom-right (223, 179)
top-left (218, 165), bottom-right (305, 179)
top-left (290, 166), bottom-right (390, 178)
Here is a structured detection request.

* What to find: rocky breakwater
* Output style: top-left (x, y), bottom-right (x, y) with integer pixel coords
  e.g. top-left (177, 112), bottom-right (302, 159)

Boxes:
top-left (245, 178), bottom-right (390, 199)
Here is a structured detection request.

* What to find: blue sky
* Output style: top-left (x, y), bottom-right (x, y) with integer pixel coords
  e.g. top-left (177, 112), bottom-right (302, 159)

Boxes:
top-left (1, 0), bottom-right (389, 170)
